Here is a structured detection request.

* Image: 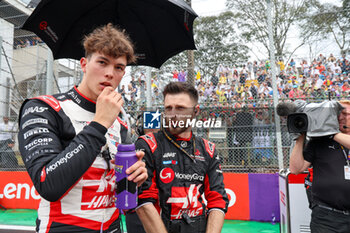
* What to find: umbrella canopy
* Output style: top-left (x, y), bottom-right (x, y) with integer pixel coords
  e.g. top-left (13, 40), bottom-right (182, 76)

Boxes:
top-left (22, 0), bottom-right (197, 68)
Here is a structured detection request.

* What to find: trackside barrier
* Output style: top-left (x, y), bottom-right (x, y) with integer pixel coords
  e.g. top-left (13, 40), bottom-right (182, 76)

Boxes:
top-left (279, 169), bottom-right (311, 233)
top-left (0, 172), bottom-right (281, 221)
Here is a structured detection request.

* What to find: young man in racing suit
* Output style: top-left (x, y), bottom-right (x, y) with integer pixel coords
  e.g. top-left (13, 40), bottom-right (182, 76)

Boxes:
top-left (135, 82), bottom-right (229, 233)
top-left (18, 24), bottom-right (147, 233)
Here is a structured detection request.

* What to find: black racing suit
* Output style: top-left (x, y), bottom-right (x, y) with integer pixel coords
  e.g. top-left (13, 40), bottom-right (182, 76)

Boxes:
top-left (18, 87), bottom-right (129, 233)
top-left (136, 129), bottom-right (229, 233)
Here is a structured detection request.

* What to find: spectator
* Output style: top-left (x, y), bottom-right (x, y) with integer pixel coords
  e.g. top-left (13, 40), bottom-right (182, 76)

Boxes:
top-left (250, 82), bottom-right (258, 99)
top-left (328, 53), bottom-right (336, 62)
top-left (172, 69), bottom-right (178, 81)
top-left (277, 58), bottom-right (285, 71)
top-left (178, 69), bottom-right (186, 82)
top-left (0, 116), bottom-right (17, 168)
top-left (211, 72), bottom-right (219, 86)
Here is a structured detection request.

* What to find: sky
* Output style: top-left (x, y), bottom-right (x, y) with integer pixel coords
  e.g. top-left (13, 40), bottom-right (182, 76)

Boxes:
top-left (191, 0), bottom-right (227, 16)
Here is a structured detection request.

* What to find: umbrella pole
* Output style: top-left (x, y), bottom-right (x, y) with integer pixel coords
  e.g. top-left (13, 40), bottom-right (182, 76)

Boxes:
top-left (146, 67), bottom-right (152, 110)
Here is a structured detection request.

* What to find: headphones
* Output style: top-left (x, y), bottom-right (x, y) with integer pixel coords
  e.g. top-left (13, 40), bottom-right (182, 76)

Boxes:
top-left (136, 114), bottom-right (144, 136)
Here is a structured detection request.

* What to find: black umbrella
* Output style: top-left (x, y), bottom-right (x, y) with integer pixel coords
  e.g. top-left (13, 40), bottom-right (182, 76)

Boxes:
top-left (22, 0), bottom-right (197, 68)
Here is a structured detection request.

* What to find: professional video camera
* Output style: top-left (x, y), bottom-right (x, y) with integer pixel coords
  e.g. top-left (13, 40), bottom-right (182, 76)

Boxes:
top-left (277, 100), bottom-right (343, 137)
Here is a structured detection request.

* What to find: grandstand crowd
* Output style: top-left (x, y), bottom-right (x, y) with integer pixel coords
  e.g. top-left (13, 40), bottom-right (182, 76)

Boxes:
top-left (122, 53), bottom-right (350, 111)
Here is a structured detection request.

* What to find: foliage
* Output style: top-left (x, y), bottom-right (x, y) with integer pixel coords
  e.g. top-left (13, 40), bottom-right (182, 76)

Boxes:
top-left (161, 11), bottom-right (249, 79)
top-left (225, 0), bottom-right (311, 59)
top-left (301, 0), bottom-right (350, 55)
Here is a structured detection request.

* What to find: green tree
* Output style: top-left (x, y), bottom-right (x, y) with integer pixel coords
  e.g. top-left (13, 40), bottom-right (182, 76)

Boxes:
top-left (343, 0), bottom-right (350, 19)
top-left (226, 0), bottom-right (311, 60)
top-left (301, 1), bottom-right (350, 56)
top-left (162, 11), bottom-right (249, 80)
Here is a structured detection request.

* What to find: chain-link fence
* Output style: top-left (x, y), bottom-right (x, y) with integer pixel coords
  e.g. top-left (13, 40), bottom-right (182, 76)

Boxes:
top-left (127, 105), bottom-right (293, 173)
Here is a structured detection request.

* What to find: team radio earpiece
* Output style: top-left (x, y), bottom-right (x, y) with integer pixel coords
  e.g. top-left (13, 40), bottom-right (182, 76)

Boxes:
top-left (136, 114), bottom-right (144, 136)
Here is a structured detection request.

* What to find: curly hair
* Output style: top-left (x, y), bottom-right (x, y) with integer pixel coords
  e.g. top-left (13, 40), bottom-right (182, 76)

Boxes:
top-left (83, 23), bottom-right (136, 64)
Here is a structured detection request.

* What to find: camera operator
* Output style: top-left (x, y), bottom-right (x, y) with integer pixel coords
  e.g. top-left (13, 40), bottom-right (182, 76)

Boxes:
top-left (290, 99), bottom-right (350, 232)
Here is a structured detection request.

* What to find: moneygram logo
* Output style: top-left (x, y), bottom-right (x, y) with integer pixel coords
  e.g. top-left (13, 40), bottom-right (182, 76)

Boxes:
top-left (175, 172), bottom-right (204, 181)
top-left (160, 168), bottom-right (175, 183)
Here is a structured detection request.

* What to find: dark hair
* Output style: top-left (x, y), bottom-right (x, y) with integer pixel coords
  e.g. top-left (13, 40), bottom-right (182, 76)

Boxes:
top-left (162, 82), bottom-right (198, 104)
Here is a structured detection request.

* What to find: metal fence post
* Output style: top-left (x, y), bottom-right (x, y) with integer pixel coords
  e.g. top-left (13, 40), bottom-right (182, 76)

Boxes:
top-left (267, 0), bottom-right (284, 170)
top-left (46, 48), bottom-right (54, 95)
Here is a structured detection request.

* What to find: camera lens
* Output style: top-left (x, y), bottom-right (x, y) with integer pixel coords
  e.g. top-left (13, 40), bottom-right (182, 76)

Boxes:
top-left (293, 116), bottom-right (307, 129)
top-left (287, 113), bottom-right (308, 133)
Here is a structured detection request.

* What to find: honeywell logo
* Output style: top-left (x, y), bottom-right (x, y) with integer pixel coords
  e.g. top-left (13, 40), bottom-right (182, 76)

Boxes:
top-left (175, 172), bottom-right (204, 181)
top-left (46, 144), bottom-right (84, 174)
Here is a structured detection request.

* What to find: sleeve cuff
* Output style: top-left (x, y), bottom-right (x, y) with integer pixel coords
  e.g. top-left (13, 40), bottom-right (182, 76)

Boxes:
top-left (208, 208), bottom-right (226, 215)
top-left (89, 121), bottom-right (108, 135)
top-left (135, 202), bottom-right (154, 211)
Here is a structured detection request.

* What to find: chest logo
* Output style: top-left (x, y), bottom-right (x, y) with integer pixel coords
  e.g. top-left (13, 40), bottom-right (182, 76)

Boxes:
top-left (160, 168), bottom-right (175, 183)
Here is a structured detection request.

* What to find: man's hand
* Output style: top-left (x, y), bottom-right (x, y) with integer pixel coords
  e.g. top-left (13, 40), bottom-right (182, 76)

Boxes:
top-left (126, 150), bottom-right (147, 187)
top-left (111, 151), bottom-right (147, 187)
top-left (93, 87), bottom-right (124, 129)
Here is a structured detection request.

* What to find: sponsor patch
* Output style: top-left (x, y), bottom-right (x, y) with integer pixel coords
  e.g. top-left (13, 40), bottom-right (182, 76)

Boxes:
top-left (46, 144), bottom-right (84, 174)
top-left (166, 184), bottom-right (203, 220)
top-left (163, 152), bottom-right (176, 158)
top-left (202, 138), bottom-right (215, 158)
top-left (175, 172), bottom-right (204, 181)
top-left (22, 118), bottom-right (48, 129)
top-left (140, 133), bottom-right (157, 153)
top-left (22, 106), bottom-right (48, 118)
top-left (24, 137), bottom-right (53, 151)
top-left (195, 149), bottom-right (200, 156)
top-left (194, 155), bottom-right (205, 162)
top-left (23, 127), bottom-right (49, 139)
top-left (180, 141), bottom-right (187, 148)
top-left (26, 149), bottom-right (54, 162)
top-left (160, 168), bottom-right (175, 183)
top-left (34, 95), bottom-right (61, 112)
top-left (163, 160), bottom-right (178, 165)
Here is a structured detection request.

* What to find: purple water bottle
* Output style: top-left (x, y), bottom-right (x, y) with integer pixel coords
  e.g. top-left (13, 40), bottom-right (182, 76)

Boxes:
top-left (115, 144), bottom-right (138, 209)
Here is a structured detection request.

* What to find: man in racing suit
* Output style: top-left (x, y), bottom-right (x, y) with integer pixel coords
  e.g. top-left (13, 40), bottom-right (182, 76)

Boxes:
top-left (136, 82), bottom-right (229, 233)
top-left (18, 24), bottom-right (147, 233)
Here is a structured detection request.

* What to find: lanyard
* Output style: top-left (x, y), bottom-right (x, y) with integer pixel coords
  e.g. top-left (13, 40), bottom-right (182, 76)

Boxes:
top-left (340, 145), bottom-right (350, 166)
top-left (162, 129), bottom-right (196, 163)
